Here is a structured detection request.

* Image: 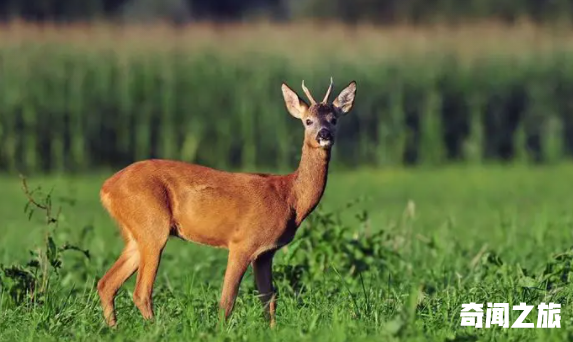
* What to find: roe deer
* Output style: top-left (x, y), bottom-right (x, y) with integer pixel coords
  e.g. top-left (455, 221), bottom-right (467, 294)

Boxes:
top-left (97, 78), bottom-right (357, 328)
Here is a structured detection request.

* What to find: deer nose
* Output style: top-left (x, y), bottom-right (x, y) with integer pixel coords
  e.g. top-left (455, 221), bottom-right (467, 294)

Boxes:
top-left (316, 129), bottom-right (333, 142)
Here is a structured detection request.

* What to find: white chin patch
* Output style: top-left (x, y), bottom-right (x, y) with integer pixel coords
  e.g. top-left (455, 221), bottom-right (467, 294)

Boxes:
top-left (319, 140), bottom-right (332, 148)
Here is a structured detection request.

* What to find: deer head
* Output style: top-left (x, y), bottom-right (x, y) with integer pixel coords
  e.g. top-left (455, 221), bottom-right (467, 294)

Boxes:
top-left (281, 78), bottom-right (357, 150)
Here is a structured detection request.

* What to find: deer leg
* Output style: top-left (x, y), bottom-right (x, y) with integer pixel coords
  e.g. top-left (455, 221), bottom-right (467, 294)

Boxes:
top-left (253, 250), bottom-right (277, 328)
top-left (219, 248), bottom-right (251, 321)
top-left (97, 239), bottom-right (140, 327)
top-left (132, 239), bottom-right (168, 321)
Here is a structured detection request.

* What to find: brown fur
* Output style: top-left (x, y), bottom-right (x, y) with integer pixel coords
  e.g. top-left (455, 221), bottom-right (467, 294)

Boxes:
top-left (96, 79), bottom-right (357, 328)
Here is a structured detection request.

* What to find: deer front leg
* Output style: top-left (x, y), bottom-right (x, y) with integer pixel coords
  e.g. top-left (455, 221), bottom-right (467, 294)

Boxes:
top-left (219, 248), bottom-right (251, 321)
top-left (253, 250), bottom-right (277, 328)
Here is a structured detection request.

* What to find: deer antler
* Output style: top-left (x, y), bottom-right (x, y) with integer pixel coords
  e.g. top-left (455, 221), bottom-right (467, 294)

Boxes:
top-left (301, 80), bottom-right (317, 105)
top-left (322, 77), bottom-right (334, 103)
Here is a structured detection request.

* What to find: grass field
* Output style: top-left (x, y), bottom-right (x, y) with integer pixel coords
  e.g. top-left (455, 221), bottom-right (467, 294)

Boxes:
top-left (2, 164), bottom-right (573, 341)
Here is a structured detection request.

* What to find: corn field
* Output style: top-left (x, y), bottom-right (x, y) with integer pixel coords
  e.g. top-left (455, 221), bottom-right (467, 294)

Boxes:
top-left (1, 23), bottom-right (573, 173)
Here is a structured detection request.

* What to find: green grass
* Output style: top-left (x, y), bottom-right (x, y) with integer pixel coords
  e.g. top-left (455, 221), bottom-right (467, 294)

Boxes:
top-left (2, 164), bottom-right (573, 341)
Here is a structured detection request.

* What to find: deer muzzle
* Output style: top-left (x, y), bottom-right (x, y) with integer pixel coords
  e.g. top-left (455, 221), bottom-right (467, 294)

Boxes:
top-left (316, 129), bottom-right (333, 148)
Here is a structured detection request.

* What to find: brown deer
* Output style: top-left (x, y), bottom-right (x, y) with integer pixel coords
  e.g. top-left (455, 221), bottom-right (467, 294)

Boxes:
top-left (96, 78), bottom-right (357, 328)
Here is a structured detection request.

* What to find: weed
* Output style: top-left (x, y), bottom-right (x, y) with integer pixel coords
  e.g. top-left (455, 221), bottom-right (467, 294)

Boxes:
top-left (0, 176), bottom-right (90, 306)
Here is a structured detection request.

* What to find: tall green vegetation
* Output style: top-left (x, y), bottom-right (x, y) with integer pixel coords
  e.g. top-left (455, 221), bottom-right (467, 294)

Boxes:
top-left (1, 24), bottom-right (573, 173)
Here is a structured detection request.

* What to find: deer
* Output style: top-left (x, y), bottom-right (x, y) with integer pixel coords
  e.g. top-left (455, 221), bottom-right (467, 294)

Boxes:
top-left (96, 78), bottom-right (357, 328)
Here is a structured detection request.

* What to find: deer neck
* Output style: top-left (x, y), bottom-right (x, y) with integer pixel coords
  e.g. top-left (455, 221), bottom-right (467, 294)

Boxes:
top-left (289, 142), bottom-right (331, 226)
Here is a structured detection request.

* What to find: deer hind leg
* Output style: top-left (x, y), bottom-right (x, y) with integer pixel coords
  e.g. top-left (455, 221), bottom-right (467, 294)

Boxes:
top-left (219, 247), bottom-right (252, 321)
top-left (126, 212), bottom-right (171, 322)
top-left (252, 250), bottom-right (277, 328)
top-left (97, 238), bottom-right (140, 327)
top-left (132, 237), bottom-right (168, 321)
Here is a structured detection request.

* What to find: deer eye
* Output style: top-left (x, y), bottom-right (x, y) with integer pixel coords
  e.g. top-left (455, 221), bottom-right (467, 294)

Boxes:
top-left (305, 119), bottom-right (313, 126)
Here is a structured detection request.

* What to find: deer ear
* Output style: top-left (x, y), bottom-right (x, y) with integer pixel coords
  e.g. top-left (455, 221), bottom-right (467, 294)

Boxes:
top-left (281, 83), bottom-right (308, 119)
top-left (333, 81), bottom-right (357, 116)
